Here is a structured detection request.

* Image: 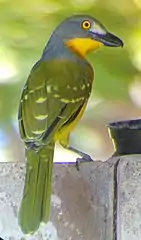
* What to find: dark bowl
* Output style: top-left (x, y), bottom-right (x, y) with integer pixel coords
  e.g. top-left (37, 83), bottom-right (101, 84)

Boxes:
top-left (108, 119), bottom-right (141, 156)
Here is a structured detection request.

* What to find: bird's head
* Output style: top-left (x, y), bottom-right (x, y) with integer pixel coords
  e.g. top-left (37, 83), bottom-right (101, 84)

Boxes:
top-left (49, 15), bottom-right (123, 57)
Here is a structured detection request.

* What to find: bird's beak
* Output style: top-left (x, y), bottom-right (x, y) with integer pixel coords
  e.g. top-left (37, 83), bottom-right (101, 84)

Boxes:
top-left (100, 32), bottom-right (123, 47)
top-left (92, 32), bottom-right (123, 47)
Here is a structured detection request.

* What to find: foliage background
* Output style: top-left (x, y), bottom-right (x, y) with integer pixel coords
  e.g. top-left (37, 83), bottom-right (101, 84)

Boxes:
top-left (0, 0), bottom-right (141, 162)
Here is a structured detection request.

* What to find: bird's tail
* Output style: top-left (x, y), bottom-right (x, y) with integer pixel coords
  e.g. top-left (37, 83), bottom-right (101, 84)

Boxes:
top-left (19, 141), bottom-right (55, 234)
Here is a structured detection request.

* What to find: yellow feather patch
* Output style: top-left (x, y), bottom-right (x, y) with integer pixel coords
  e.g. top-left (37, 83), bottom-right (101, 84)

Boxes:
top-left (35, 114), bottom-right (48, 120)
top-left (55, 102), bottom-right (88, 143)
top-left (66, 38), bottom-right (103, 57)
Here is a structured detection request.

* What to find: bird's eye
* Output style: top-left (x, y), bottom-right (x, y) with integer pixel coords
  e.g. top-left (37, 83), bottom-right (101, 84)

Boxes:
top-left (82, 20), bottom-right (91, 30)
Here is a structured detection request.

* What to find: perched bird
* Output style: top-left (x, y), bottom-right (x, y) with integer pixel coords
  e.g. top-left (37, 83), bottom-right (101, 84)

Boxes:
top-left (18, 15), bottom-right (123, 234)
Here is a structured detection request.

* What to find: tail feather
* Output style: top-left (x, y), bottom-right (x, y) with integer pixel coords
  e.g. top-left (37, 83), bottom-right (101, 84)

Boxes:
top-left (42, 144), bottom-right (54, 222)
top-left (19, 142), bottom-right (54, 234)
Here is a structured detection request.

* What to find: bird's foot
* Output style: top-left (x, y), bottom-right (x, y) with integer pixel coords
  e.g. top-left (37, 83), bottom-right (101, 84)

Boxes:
top-left (62, 145), bottom-right (94, 171)
top-left (76, 153), bottom-right (93, 171)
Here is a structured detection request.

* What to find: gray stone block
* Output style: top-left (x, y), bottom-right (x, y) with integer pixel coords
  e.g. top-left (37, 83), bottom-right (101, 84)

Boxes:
top-left (0, 156), bottom-right (140, 239)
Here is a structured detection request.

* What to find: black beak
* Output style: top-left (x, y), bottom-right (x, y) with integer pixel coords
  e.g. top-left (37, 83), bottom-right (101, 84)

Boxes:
top-left (99, 32), bottom-right (123, 47)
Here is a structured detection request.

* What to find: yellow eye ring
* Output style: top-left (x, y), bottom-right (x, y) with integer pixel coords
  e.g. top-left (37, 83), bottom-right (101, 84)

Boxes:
top-left (82, 20), bottom-right (91, 30)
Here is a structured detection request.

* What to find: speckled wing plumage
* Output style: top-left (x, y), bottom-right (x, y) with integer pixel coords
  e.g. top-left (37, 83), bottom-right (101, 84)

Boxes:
top-left (19, 59), bottom-right (93, 149)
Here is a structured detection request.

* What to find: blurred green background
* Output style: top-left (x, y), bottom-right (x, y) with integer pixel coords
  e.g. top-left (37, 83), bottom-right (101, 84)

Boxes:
top-left (0, 0), bottom-right (141, 162)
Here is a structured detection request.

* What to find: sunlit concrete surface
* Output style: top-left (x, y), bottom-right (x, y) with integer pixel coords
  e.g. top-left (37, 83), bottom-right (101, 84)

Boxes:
top-left (0, 156), bottom-right (141, 239)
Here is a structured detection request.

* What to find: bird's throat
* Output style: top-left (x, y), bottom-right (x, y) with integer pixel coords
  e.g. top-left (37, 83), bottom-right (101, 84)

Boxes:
top-left (66, 38), bottom-right (103, 57)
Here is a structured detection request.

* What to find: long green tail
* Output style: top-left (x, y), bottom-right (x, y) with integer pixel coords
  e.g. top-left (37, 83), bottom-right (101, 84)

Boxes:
top-left (19, 142), bottom-right (54, 234)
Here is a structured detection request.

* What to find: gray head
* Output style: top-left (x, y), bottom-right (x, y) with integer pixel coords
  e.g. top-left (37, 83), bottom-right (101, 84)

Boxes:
top-left (42, 15), bottom-right (123, 58)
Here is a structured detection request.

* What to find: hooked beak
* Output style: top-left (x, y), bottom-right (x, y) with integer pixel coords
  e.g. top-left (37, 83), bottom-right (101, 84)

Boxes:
top-left (100, 32), bottom-right (123, 47)
top-left (90, 31), bottom-right (123, 48)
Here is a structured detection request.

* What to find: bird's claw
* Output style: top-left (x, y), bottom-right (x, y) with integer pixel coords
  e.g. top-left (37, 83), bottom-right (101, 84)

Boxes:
top-left (76, 155), bottom-right (93, 171)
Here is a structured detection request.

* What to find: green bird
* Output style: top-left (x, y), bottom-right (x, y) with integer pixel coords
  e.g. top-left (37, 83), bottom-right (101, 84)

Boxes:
top-left (18, 15), bottom-right (123, 234)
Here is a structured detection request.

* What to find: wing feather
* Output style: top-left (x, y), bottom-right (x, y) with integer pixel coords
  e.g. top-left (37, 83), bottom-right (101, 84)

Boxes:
top-left (18, 59), bottom-right (93, 148)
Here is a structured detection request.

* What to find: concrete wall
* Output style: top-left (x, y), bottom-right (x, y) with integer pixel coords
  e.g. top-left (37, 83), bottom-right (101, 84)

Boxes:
top-left (0, 155), bottom-right (141, 239)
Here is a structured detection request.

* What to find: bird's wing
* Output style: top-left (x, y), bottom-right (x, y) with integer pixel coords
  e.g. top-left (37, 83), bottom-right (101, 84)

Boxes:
top-left (18, 61), bottom-right (47, 143)
top-left (18, 60), bottom-right (93, 148)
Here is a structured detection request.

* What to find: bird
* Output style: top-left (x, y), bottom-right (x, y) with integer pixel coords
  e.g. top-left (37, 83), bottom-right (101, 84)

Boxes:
top-left (18, 14), bottom-right (123, 234)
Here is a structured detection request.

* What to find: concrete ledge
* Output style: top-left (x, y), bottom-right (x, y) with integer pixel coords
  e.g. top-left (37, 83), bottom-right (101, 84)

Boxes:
top-left (0, 156), bottom-right (140, 239)
top-left (117, 156), bottom-right (141, 240)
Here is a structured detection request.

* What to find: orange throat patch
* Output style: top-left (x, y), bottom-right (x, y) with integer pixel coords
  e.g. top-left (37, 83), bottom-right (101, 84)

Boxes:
top-left (66, 38), bottom-right (103, 57)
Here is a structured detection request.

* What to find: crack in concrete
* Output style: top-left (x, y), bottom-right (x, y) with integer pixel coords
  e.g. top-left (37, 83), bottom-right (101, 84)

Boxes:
top-left (113, 158), bottom-right (120, 240)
